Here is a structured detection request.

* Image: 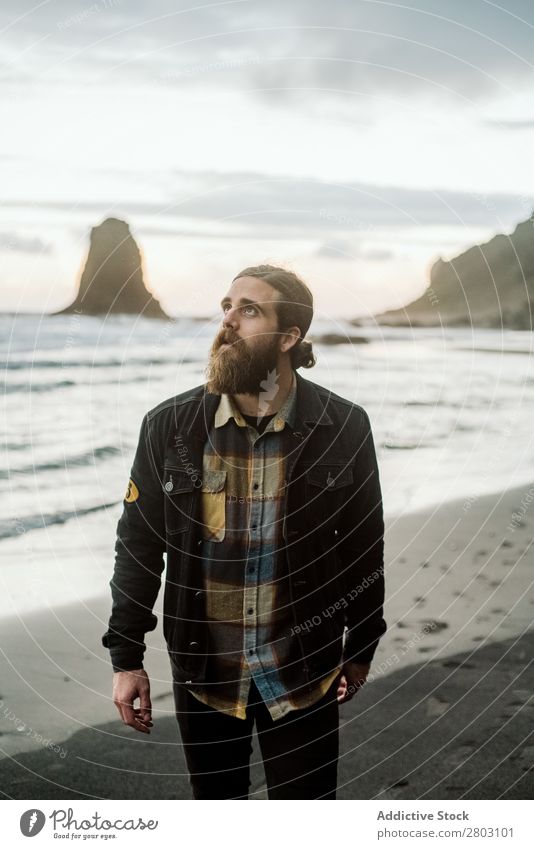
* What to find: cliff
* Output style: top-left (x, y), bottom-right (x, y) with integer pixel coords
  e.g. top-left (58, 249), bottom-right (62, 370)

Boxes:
top-left (54, 217), bottom-right (168, 319)
top-left (369, 215), bottom-right (534, 329)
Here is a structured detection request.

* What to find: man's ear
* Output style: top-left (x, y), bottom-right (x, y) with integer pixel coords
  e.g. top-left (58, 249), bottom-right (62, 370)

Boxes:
top-left (279, 325), bottom-right (301, 353)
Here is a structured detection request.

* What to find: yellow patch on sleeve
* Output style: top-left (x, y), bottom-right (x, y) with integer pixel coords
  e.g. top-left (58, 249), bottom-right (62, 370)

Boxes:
top-left (124, 478), bottom-right (139, 503)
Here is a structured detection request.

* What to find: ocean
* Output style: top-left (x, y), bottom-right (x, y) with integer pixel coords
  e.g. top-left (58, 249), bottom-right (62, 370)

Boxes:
top-left (2, 312), bottom-right (533, 617)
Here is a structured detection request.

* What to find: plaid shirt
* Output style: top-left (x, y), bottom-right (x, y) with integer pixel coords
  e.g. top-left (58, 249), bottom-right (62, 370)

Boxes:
top-left (188, 369), bottom-right (342, 720)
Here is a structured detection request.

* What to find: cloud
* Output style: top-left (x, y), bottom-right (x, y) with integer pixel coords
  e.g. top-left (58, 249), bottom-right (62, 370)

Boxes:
top-left (362, 248), bottom-right (394, 261)
top-left (2, 170), bottom-right (532, 234)
top-left (2, 171), bottom-right (534, 232)
top-left (0, 231), bottom-right (53, 253)
top-left (314, 239), bottom-right (394, 261)
top-left (482, 117), bottom-right (534, 130)
top-left (1, 0), bottom-right (533, 101)
top-left (315, 238), bottom-right (356, 258)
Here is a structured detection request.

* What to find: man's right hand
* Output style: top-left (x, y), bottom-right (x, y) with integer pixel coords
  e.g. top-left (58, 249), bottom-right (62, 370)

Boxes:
top-left (112, 668), bottom-right (153, 734)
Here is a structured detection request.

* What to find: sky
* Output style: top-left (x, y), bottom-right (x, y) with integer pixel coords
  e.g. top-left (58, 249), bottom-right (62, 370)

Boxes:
top-left (1, 0), bottom-right (533, 319)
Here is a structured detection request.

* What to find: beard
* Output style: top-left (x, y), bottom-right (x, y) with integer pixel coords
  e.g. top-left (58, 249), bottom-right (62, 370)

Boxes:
top-left (205, 327), bottom-right (281, 395)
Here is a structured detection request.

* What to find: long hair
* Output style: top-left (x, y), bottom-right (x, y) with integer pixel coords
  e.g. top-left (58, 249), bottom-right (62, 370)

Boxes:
top-left (232, 264), bottom-right (316, 369)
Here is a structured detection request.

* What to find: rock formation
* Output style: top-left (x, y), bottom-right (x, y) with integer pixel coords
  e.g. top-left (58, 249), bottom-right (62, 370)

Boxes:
top-left (54, 217), bottom-right (168, 318)
top-left (368, 214), bottom-right (534, 329)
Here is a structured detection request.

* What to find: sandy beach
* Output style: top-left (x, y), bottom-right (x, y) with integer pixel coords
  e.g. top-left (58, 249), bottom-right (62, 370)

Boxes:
top-left (0, 481), bottom-right (532, 799)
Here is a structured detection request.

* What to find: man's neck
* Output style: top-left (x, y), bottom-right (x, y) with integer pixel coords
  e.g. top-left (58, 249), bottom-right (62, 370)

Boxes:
top-left (231, 365), bottom-right (295, 417)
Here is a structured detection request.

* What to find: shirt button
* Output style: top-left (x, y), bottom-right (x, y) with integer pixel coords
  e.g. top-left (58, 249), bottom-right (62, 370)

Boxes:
top-left (253, 483), bottom-right (259, 490)
top-left (248, 567), bottom-right (254, 573)
top-left (251, 524), bottom-right (257, 530)
top-left (249, 649), bottom-right (253, 655)
top-left (247, 608), bottom-right (253, 615)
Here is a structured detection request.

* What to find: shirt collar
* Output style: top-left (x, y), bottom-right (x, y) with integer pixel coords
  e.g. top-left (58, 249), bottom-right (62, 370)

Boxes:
top-left (214, 370), bottom-right (297, 431)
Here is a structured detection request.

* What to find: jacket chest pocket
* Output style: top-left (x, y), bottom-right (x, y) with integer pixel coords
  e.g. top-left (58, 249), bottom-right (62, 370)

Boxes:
top-left (163, 466), bottom-right (197, 535)
top-left (201, 469), bottom-right (227, 542)
top-left (303, 463), bottom-right (353, 529)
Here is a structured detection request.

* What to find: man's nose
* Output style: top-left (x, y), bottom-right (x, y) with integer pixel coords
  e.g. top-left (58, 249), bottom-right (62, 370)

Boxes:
top-left (222, 307), bottom-right (239, 329)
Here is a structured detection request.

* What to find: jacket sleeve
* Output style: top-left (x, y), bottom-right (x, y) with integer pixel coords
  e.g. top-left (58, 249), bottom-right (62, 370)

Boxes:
top-left (336, 408), bottom-right (386, 665)
top-left (101, 412), bottom-right (166, 672)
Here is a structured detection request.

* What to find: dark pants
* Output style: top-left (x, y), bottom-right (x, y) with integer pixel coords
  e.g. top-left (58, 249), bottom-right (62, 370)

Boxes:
top-left (173, 675), bottom-right (339, 800)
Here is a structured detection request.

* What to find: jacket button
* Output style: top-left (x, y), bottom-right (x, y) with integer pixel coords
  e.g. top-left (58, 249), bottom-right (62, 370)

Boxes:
top-left (194, 590), bottom-right (203, 598)
top-left (189, 641), bottom-right (199, 649)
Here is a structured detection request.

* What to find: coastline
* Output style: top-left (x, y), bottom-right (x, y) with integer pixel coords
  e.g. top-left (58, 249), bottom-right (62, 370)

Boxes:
top-left (0, 481), bottom-right (532, 798)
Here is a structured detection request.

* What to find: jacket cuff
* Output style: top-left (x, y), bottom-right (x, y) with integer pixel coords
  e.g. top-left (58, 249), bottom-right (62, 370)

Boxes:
top-left (102, 633), bottom-right (144, 672)
top-left (342, 618), bottom-right (387, 665)
top-left (342, 646), bottom-right (376, 665)
top-left (108, 650), bottom-right (145, 672)
top-left (111, 660), bottom-right (145, 673)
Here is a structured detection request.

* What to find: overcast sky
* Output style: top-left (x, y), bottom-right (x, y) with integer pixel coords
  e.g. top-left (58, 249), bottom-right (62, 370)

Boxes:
top-left (1, 0), bottom-right (533, 318)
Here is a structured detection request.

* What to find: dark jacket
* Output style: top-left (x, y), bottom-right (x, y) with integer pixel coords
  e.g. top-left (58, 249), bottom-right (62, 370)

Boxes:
top-left (102, 371), bottom-right (387, 689)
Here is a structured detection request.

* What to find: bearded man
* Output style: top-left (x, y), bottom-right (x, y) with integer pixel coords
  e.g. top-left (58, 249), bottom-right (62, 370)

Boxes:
top-left (102, 264), bottom-right (386, 800)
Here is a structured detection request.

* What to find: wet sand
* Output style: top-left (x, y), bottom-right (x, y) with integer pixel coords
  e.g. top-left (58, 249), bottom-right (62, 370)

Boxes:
top-left (0, 482), bottom-right (532, 799)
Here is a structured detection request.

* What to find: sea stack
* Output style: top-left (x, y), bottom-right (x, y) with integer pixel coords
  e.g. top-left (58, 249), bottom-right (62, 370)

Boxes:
top-left (55, 217), bottom-right (168, 318)
top-left (370, 213), bottom-right (534, 329)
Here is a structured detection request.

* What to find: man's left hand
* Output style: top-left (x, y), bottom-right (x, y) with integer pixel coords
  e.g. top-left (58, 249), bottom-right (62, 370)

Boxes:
top-left (336, 661), bottom-right (371, 704)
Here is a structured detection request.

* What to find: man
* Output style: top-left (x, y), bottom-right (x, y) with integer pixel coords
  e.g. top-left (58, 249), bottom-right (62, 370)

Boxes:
top-left (102, 264), bottom-right (386, 800)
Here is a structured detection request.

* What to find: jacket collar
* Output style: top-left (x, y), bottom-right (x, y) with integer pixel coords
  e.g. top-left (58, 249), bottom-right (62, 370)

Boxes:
top-left (214, 369), bottom-right (297, 431)
top-left (188, 369), bottom-right (333, 444)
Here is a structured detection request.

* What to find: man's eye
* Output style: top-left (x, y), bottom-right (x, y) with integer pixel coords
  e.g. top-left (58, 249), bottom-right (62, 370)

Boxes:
top-left (221, 304), bottom-right (257, 315)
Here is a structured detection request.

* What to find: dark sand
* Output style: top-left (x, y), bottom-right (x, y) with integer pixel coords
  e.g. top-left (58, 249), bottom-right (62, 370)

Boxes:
top-left (1, 482), bottom-right (533, 799)
top-left (1, 631), bottom-right (532, 800)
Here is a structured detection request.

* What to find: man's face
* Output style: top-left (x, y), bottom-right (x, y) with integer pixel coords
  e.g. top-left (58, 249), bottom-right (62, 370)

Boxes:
top-left (205, 276), bottom-right (283, 395)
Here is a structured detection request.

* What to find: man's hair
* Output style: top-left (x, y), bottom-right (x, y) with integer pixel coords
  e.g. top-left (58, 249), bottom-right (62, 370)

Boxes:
top-left (231, 264), bottom-right (316, 369)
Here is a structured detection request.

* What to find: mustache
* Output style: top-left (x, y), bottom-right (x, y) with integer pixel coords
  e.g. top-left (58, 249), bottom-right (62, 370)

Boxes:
top-left (217, 332), bottom-right (241, 347)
